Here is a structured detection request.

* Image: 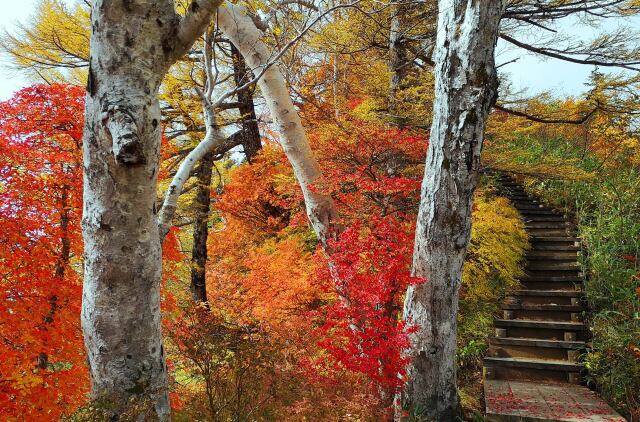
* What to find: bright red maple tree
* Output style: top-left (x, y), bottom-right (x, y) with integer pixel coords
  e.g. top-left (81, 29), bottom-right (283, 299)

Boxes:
top-left (0, 84), bottom-right (88, 420)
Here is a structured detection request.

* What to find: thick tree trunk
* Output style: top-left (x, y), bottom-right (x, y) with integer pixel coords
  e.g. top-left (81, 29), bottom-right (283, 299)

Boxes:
top-left (398, 1), bottom-right (505, 420)
top-left (218, 4), bottom-right (338, 246)
top-left (81, 1), bottom-right (221, 419)
top-left (230, 44), bottom-right (262, 162)
top-left (190, 152), bottom-right (214, 303)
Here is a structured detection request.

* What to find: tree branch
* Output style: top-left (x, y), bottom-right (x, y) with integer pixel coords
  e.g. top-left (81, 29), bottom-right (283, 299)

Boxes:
top-left (500, 33), bottom-right (640, 72)
top-left (171, 0), bottom-right (226, 63)
top-left (493, 103), bottom-right (598, 124)
top-left (158, 114), bottom-right (243, 240)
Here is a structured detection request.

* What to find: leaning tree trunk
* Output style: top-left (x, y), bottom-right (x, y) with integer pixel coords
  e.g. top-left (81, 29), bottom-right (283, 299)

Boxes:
top-left (398, 1), bottom-right (505, 420)
top-left (218, 3), bottom-right (338, 246)
top-left (81, 0), bottom-right (221, 419)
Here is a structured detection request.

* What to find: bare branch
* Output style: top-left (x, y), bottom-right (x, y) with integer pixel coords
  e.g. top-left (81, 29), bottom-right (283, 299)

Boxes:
top-left (493, 103), bottom-right (599, 124)
top-left (500, 32), bottom-right (640, 72)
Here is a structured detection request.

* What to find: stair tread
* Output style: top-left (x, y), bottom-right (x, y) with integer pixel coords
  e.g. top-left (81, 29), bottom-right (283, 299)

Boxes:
top-left (510, 290), bottom-right (584, 297)
top-left (490, 337), bottom-right (586, 349)
top-left (527, 255), bottom-right (578, 261)
top-left (484, 356), bottom-right (583, 370)
top-left (531, 236), bottom-right (580, 242)
top-left (495, 319), bottom-right (586, 330)
top-left (530, 245), bottom-right (580, 251)
top-left (521, 276), bottom-right (583, 282)
top-left (502, 303), bottom-right (583, 311)
top-left (520, 210), bottom-right (562, 215)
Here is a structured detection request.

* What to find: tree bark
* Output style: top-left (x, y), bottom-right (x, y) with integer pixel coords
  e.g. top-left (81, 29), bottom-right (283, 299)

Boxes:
top-left (389, 3), bottom-right (410, 99)
top-left (398, 1), bottom-right (505, 420)
top-left (81, 1), bottom-right (221, 419)
top-left (230, 43), bottom-right (262, 162)
top-left (158, 105), bottom-right (239, 239)
top-left (190, 152), bottom-right (214, 303)
top-left (218, 3), bottom-right (338, 246)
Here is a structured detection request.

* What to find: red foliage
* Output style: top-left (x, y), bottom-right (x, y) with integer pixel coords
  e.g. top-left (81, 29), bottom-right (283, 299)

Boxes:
top-left (312, 119), bottom-right (425, 221)
top-left (0, 84), bottom-right (88, 420)
top-left (314, 216), bottom-right (424, 398)
top-left (306, 120), bottom-right (427, 404)
top-left (204, 119), bottom-right (428, 414)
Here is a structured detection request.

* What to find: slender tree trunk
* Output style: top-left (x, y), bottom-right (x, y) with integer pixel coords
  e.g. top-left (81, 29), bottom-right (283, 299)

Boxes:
top-left (190, 152), bottom-right (214, 303)
top-left (218, 4), bottom-right (338, 246)
top-left (398, 1), bottom-right (505, 420)
top-left (38, 184), bottom-right (72, 370)
top-left (230, 44), bottom-right (262, 162)
top-left (389, 3), bottom-right (409, 100)
top-left (81, 1), bottom-right (221, 418)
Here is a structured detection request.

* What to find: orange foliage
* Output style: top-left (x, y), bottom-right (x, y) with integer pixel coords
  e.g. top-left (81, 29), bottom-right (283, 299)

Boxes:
top-left (0, 85), bottom-right (88, 420)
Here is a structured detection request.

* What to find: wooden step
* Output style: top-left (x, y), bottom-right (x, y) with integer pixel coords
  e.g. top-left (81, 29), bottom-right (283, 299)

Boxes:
top-left (532, 236), bottom-right (580, 242)
top-left (510, 290), bottom-right (583, 298)
top-left (489, 337), bottom-right (585, 350)
top-left (494, 319), bottom-right (586, 331)
top-left (526, 229), bottom-right (574, 237)
top-left (512, 199), bottom-right (541, 205)
top-left (530, 244), bottom-right (580, 251)
top-left (526, 220), bottom-right (569, 226)
top-left (526, 263), bottom-right (581, 271)
top-left (526, 255), bottom-right (577, 261)
top-left (519, 209), bottom-right (561, 216)
top-left (524, 221), bottom-right (571, 231)
top-left (502, 303), bottom-right (583, 312)
top-left (519, 278), bottom-right (583, 290)
top-left (520, 273), bottom-right (584, 282)
top-left (513, 203), bottom-right (545, 210)
top-left (507, 290), bottom-right (583, 306)
top-left (501, 305), bottom-right (584, 322)
top-left (484, 357), bottom-right (583, 372)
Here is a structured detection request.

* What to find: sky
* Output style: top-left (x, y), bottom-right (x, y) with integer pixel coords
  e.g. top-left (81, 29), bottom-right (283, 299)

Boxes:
top-left (0, 1), bottom-right (637, 101)
top-left (0, 0), bottom-right (39, 100)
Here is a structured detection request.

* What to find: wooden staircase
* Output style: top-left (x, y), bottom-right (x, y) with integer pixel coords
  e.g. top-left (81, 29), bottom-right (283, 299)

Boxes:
top-left (482, 175), bottom-right (626, 421)
top-left (483, 175), bottom-right (587, 384)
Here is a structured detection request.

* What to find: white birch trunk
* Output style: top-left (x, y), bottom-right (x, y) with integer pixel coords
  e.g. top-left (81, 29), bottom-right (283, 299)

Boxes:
top-left (218, 4), bottom-right (338, 246)
top-left (398, 1), bottom-right (505, 420)
top-left (157, 105), bottom-right (229, 239)
top-left (81, 1), bottom-right (221, 419)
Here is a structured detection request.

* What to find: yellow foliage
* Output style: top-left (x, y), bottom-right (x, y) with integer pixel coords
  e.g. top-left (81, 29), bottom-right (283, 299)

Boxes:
top-left (462, 187), bottom-right (529, 304)
top-left (0, 0), bottom-right (90, 84)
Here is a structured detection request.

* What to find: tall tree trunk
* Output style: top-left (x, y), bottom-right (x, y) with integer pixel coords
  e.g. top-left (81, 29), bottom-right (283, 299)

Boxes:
top-left (218, 4), bottom-right (338, 246)
top-left (398, 1), bottom-right (505, 420)
top-left (190, 152), bottom-right (214, 303)
top-left (81, 1), bottom-right (221, 418)
top-left (230, 44), bottom-right (262, 162)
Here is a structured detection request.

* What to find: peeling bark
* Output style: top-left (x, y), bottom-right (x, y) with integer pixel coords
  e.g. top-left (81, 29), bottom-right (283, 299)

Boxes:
top-left (81, 1), bottom-right (221, 419)
top-left (397, 1), bottom-right (505, 420)
top-left (218, 3), bottom-right (338, 246)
